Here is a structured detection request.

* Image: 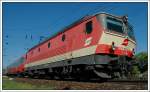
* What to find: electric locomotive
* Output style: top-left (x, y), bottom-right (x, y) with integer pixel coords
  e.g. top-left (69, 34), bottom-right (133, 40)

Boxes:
top-left (6, 13), bottom-right (136, 79)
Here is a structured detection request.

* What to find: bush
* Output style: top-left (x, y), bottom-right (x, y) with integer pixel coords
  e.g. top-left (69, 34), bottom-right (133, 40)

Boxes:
top-left (134, 52), bottom-right (148, 73)
top-left (131, 65), bottom-right (140, 77)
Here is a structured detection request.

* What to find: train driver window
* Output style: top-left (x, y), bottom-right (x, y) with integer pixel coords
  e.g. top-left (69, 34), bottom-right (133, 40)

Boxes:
top-left (86, 21), bottom-right (93, 34)
top-left (48, 42), bottom-right (51, 48)
top-left (62, 34), bottom-right (66, 42)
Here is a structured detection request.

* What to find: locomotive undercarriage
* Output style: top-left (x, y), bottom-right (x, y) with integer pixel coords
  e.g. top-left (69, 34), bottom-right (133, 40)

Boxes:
top-left (19, 54), bottom-right (133, 80)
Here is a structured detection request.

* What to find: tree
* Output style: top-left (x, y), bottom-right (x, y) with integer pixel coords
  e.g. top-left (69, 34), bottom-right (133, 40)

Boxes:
top-left (135, 52), bottom-right (148, 61)
top-left (135, 52), bottom-right (148, 73)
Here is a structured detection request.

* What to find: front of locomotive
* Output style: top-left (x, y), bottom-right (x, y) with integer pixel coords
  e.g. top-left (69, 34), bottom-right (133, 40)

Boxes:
top-left (94, 13), bottom-right (136, 78)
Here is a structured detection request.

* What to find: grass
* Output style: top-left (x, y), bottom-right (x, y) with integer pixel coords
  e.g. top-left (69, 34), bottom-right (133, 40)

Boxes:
top-left (2, 76), bottom-right (53, 90)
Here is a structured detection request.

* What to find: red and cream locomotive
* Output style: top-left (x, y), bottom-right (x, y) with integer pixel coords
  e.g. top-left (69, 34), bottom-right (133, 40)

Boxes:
top-left (6, 13), bottom-right (136, 79)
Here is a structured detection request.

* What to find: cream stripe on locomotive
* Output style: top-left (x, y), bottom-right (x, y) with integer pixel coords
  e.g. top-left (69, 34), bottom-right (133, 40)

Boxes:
top-left (99, 31), bottom-right (136, 51)
top-left (25, 45), bottom-right (97, 68)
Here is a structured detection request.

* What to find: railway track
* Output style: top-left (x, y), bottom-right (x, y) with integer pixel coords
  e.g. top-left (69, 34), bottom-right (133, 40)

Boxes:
top-left (107, 78), bottom-right (148, 83)
top-left (5, 76), bottom-right (148, 90)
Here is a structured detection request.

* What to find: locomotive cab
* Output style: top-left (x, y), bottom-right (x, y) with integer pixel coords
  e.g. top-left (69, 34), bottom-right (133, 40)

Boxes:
top-left (96, 13), bottom-right (136, 57)
top-left (93, 13), bottom-right (137, 78)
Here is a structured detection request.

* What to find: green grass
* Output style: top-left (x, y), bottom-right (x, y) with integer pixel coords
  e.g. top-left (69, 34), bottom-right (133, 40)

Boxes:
top-left (2, 76), bottom-right (53, 90)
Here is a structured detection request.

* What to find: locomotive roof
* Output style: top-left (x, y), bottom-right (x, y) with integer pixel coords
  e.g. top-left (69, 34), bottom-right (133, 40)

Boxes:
top-left (27, 12), bottom-right (123, 53)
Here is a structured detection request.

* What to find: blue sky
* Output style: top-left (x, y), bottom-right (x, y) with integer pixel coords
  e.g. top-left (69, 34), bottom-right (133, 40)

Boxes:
top-left (2, 2), bottom-right (148, 68)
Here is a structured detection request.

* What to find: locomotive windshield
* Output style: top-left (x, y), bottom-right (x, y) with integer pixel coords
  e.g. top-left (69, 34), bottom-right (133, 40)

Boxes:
top-left (106, 17), bottom-right (124, 34)
top-left (104, 16), bottom-right (135, 40)
top-left (127, 23), bottom-right (135, 40)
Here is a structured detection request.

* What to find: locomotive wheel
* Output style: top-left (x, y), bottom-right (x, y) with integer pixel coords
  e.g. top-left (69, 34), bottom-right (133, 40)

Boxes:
top-left (72, 65), bottom-right (90, 81)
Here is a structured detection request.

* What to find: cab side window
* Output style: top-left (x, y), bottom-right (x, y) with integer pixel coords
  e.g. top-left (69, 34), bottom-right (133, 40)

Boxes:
top-left (48, 42), bottom-right (51, 48)
top-left (62, 34), bottom-right (66, 42)
top-left (86, 21), bottom-right (93, 34)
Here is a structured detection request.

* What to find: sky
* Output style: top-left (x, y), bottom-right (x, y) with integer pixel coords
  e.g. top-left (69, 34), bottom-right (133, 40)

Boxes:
top-left (2, 2), bottom-right (148, 68)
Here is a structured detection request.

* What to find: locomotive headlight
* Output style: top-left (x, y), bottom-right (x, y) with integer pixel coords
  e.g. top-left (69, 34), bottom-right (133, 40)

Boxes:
top-left (111, 42), bottom-right (116, 50)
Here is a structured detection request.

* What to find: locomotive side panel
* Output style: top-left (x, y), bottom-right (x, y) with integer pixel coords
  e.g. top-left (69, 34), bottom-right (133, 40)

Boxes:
top-left (25, 16), bottom-right (104, 69)
top-left (68, 16), bottom-right (104, 58)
